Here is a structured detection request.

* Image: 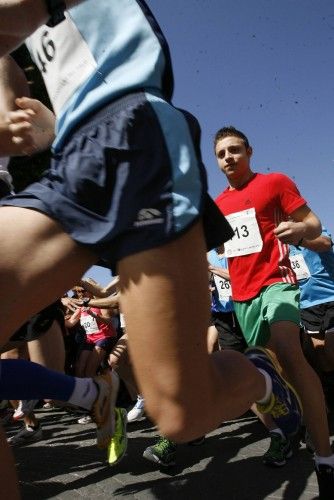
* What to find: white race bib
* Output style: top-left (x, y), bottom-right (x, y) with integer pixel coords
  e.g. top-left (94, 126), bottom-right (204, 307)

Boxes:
top-left (289, 254), bottom-right (311, 280)
top-left (27, 14), bottom-right (97, 114)
top-left (224, 208), bottom-right (263, 257)
top-left (80, 315), bottom-right (99, 335)
top-left (213, 275), bottom-right (232, 301)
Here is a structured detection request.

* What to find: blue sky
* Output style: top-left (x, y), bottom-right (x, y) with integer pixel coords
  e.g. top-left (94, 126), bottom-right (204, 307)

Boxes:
top-left (86, 0), bottom-right (334, 285)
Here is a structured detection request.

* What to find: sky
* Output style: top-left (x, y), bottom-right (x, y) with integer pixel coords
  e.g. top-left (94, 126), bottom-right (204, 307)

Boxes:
top-left (86, 0), bottom-right (334, 285)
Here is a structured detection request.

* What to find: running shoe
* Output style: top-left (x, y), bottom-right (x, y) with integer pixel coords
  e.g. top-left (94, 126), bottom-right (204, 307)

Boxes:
top-left (143, 437), bottom-right (177, 467)
top-left (91, 370), bottom-right (120, 449)
top-left (78, 415), bottom-right (93, 424)
top-left (13, 401), bottom-right (23, 420)
top-left (246, 346), bottom-right (303, 436)
top-left (7, 424), bottom-right (43, 447)
top-left (43, 401), bottom-right (55, 410)
top-left (107, 407), bottom-right (128, 466)
top-left (13, 400), bottom-right (39, 420)
top-left (262, 431), bottom-right (292, 467)
top-left (127, 395), bottom-right (145, 423)
top-left (315, 463), bottom-right (334, 500)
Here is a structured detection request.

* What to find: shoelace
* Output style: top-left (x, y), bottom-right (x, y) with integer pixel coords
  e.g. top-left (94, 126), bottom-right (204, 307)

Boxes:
top-left (156, 438), bottom-right (175, 453)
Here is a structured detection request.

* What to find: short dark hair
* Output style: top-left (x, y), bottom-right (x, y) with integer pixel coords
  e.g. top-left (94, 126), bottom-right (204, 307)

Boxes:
top-left (214, 126), bottom-right (250, 152)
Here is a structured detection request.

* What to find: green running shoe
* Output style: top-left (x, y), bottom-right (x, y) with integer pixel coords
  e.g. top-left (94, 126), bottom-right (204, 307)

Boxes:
top-left (143, 436), bottom-right (177, 467)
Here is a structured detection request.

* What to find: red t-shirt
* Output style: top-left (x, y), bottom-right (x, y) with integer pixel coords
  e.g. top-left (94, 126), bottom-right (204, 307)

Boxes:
top-left (215, 172), bottom-right (306, 301)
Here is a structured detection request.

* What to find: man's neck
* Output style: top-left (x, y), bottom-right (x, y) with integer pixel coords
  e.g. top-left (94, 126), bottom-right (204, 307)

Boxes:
top-left (228, 170), bottom-right (255, 190)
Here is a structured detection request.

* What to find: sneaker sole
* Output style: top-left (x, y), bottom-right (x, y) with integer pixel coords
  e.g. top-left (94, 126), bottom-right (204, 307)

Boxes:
top-left (263, 449), bottom-right (293, 467)
top-left (8, 431), bottom-right (43, 447)
top-left (12, 414), bottom-right (24, 421)
top-left (127, 412), bottom-right (145, 423)
top-left (142, 449), bottom-right (176, 467)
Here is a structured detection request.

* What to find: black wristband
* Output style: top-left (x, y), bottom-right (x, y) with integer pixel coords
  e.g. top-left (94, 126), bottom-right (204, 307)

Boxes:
top-left (297, 238), bottom-right (303, 247)
top-left (45, 0), bottom-right (66, 27)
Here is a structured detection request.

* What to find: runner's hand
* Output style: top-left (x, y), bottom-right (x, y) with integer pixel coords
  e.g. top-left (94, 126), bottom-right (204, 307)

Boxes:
top-left (274, 221), bottom-right (306, 245)
top-left (6, 97), bottom-right (55, 155)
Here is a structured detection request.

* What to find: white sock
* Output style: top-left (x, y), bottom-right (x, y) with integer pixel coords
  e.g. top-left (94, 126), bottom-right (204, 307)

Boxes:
top-left (68, 378), bottom-right (98, 410)
top-left (270, 428), bottom-right (285, 439)
top-left (315, 453), bottom-right (334, 467)
top-left (256, 368), bottom-right (273, 405)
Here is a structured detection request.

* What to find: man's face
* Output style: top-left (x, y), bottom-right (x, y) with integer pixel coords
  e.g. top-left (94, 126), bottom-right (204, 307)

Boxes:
top-left (215, 136), bottom-right (252, 182)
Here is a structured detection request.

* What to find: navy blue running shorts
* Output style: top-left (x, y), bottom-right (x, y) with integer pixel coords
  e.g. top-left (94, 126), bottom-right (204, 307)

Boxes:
top-left (1, 91), bottom-right (233, 270)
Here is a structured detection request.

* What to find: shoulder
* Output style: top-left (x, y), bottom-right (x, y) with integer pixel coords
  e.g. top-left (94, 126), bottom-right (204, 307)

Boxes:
top-left (259, 172), bottom-right (300, 195)
top-left (259, 172), bottom-right (293, 184)
top-left (215, 187), bottom-right (230, 204)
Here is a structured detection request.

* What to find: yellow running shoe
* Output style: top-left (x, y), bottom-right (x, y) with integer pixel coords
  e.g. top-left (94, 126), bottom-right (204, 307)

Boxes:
top-left (91, 370), bottom-right (120, 449)
top-left (107, 407), bottom-right (128, 466)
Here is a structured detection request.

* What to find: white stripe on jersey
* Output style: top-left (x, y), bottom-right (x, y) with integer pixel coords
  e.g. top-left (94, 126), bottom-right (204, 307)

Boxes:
top-left (274, 207), bottom-right (296, 284)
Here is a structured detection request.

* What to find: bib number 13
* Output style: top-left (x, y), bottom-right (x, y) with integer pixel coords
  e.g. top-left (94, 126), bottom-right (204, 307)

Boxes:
top-left (234, 225), bottom-right (249, 239)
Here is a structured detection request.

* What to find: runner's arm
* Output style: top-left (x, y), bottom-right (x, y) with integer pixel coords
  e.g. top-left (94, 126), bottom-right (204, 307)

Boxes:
top-left (80, 276), bottom-right (120, 297)
top-left (81, 294), bottom-right (120, 310)
top-left (87, 307), bottom-right (113, 325)
top-left (6, 97), bottom-right (56, 154)
top-left (0, 54), bottom-right (30, 155)
top-left (208, 265), bottom-right (230, 281)
top-left (297, 234), bottom-right (333, 252)
top-left (0, 55), bottom-right (55, 155)
top-left (65, 308), bottom-right (81, 328)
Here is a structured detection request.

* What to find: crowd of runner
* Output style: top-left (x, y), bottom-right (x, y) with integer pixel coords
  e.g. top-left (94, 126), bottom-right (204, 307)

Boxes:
top-left (0, 2), bottom-right (333, 499)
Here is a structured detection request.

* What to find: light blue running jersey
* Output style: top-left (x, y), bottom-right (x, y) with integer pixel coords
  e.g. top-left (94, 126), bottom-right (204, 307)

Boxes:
top-left (208, 250), bottom-right (234, 313)
top-left (26, 0), bottom-right (173, 151)
top-left (289, 228), bottom-right (334, 309)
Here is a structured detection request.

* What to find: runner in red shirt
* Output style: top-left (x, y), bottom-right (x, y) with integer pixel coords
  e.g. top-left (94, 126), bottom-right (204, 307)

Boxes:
top-left (214, 126), bottom-right (334, 490)
top-left (216, 172), bottom-right (304, 301)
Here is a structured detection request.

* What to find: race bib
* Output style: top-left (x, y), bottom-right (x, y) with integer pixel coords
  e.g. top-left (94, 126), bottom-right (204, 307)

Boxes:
top-left (224, 208), bottom-right (263, 257)
top-left (213, 275), bottom-right (232, 301)
top-left (289, 253), bottom-right (310, 280)
top-left (27, 14), bottom-right (97, 114)
top-left (80, 315), bottom-right (99, 335)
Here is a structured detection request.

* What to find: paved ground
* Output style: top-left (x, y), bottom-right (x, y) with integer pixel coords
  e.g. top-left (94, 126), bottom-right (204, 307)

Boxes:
top-left (6, 406), bottom-right (333, 500)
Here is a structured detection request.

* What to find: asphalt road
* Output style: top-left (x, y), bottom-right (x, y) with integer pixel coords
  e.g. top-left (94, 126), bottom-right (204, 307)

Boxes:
top-left (6, 405), bottom-right (333, 500)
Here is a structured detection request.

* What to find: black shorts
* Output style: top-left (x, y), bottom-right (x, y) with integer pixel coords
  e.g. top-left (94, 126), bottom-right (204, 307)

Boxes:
top-left (1, 92), bottom-right (233, 272)
top-left (211, 311), bottom-right (247, 353)
top-left (10, 301), bottom-right (65, 343)
top-left (301, 301), bottom-right (334, 335)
